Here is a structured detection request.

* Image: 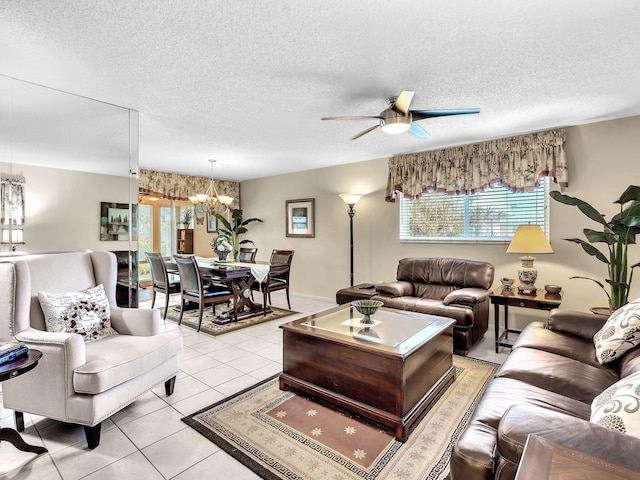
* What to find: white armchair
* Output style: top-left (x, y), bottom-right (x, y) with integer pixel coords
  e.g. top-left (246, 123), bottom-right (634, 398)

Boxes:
top-left (0, 251), bottom-right (182, 449)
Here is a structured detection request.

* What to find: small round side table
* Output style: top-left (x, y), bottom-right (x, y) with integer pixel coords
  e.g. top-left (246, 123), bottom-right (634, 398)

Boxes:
top-left (0, 349), bottom-right (48, 455)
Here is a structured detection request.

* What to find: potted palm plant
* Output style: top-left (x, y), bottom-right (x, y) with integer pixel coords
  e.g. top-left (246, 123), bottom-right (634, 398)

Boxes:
top-left (214, 209), bottom-right (263, 260)
top-left (550, 185), bottom-right (640, 311)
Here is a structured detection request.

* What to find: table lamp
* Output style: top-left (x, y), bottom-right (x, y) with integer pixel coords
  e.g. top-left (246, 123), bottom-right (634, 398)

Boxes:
top-left (506, 225), bottom-right (553, 293)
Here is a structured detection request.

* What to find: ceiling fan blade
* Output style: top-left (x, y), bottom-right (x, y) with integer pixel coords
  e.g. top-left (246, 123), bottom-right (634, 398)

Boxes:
top-left (321, 115), bottom-right (382, 121)
top-left (393, 91), bottom-right (415, 114)
top-left (410, 108), bottom-right (480, 121)
top-left (408, 122), bottom-right (429, 138)
top-left (351, 124), bottom-right (380, 140)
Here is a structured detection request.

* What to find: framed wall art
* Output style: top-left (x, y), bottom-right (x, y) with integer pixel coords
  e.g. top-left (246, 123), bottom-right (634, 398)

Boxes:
top-left (286, 198), bottom-right (315, 238)
top-left (100, 202), bottom-right (137, 241)
top-left (206, 212), bottom-right (218, 233)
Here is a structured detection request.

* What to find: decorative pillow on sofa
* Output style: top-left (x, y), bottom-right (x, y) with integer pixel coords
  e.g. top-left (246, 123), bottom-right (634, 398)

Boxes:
top-left (593, 299), bottom-right (640, 364)
top-left (591, 371), bottom-right (640, 436)
top-left (38, 284), bottom-right (116, 342)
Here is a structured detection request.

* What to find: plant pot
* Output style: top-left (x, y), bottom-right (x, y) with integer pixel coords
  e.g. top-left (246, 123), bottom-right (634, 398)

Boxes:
top-left (590, 307), bottom-right (613, 316)
top-left (217, 251), bottom-right (229, 261)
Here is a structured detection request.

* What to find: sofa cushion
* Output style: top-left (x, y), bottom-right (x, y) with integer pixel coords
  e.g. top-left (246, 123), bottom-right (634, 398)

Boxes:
top-left (73, 331), bottom-right (183, 394)
top-left (38, 284), bottom-right (116, 343)
top-left (593, 299), bottom-right (640, 364)
top-left (591, 370), bottom-right (640, 436)
top-left (372, 295), bottom-right (475, 327)
top-left (513, 322), bottom-right (605, 368)
top-left (495, 347), bottom-right (619, 403)
top-left (395, 257), bottom-right (494, 289)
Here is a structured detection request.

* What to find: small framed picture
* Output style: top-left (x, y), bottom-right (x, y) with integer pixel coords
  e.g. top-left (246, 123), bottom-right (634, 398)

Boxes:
top-left (286, 198), bottom-right (315, 238)
top-left (206, 212), bottom-right (217, 233)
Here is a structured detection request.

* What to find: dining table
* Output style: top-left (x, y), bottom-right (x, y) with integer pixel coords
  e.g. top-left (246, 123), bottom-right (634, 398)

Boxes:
top-left (165, 257), bottom-right (274, 323)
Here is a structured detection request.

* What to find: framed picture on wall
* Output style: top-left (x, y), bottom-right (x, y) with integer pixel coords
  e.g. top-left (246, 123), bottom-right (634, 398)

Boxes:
top-left (206, 212), bottom-right (218, 233)
top-left (100, 202), bottom-right (137, 241)
top-left (286, 198), bottom-right (315, 238)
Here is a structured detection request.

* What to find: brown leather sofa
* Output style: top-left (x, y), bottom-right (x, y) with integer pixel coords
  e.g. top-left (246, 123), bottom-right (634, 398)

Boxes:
top-left (371, 257), bottom-right (494, 356)
top-left (450, 309), bottom-right (640, 479)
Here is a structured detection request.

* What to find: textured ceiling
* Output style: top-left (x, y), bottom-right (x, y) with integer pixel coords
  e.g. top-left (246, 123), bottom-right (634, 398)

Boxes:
top-left (2, 1), bottom-right (640, 181)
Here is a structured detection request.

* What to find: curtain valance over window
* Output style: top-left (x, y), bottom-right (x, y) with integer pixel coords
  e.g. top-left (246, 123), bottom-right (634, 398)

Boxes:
top-left (385, 129), bottom-right (568, 202)
top-left (139, 169), bottom-right (239, 202)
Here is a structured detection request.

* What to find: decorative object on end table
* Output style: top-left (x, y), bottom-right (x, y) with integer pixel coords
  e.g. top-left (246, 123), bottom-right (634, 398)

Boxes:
top-left (500, 277), bottom-right (515, 291)
top-left (550, 185), bottom-right (640, 311)
top-left (285, 198), bottom-right (315, 238)
top-left (506, 224), bottom-right (553, 293)
top-left (351, 299), bottom-right (383, 324)
top-left (0, 342), bottom-right (28, 365)
top-left (544, 284), bottom-right (562, 294)
top-left (215, 208), bottom-right (263, 260)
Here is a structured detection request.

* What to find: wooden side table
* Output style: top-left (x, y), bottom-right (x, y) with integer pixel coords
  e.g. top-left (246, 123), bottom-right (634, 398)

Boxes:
top-left (516, 434), bottom-right (640, 479)
top-left (0, 349), bottom-right (48, 455)
top-left (490, 289), bottom-right (562, 353)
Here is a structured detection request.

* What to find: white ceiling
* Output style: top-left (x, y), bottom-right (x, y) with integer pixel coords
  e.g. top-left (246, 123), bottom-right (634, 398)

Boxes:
top-left (2, 1), bottom-right (640, 181)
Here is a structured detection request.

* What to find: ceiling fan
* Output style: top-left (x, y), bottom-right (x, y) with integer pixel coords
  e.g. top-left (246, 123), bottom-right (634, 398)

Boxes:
top-left (321, 90), bottom-right (480, 140)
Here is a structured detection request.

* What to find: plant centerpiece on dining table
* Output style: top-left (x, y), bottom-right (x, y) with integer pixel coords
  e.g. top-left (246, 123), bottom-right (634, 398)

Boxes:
top-left (214, 208), bottom-right (263, 260)
top-left (211, 234), bottom-right (233, 261)
top-left (550, 185), bottom-right (640, 311)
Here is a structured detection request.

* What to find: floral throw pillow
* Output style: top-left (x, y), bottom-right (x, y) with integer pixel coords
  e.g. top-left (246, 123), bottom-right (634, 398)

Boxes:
top-left (38, 284), bottom-right (116, 342)
top-left (591, 371), bottom-right (640, 436)
top-left (593, 299), bottom-right (640, 364)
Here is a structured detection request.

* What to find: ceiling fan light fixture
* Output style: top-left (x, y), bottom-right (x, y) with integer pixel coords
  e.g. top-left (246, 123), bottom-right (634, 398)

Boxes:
top-left (380, 110), bottom-right (411, 134)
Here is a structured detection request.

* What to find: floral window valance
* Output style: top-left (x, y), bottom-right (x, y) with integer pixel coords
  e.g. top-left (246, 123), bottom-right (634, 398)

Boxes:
top-left (138, 169), bottom-right (240, 203)
top-left (385, 129), bottom-right (568, 202)
top-left (1, 178), bottom-right (25, 226)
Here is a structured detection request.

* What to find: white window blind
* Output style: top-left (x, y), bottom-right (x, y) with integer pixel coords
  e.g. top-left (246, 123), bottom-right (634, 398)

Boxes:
top-left (399, 178), bottom-right (549, 242)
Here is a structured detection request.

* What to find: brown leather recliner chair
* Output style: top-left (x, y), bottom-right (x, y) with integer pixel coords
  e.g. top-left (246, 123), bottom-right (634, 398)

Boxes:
top-left (372, 257), bottom-right (495, 356)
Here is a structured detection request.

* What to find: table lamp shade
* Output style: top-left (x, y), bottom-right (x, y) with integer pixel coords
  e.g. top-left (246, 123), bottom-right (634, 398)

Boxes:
top-left (507, 225), bottom-right (552, 293)
top-left (506, 225), bottom-right (553, 254)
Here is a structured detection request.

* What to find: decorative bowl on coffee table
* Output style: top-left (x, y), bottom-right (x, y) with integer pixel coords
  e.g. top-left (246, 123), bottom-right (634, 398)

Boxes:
top-left (351, 300), bottom-right (384, 324)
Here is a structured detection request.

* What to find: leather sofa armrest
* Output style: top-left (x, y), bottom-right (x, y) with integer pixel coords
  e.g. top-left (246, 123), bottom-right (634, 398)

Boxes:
top-left (375, 281), bottom-right (414, 297)
top-left (497, 404), bottom-right (640, 473)
top-left (547, 309), bottom-right (606, 340)
top-left (443, 288), bottom-right (490, 306)
top-left (110, 306), bottom-right (162, 336)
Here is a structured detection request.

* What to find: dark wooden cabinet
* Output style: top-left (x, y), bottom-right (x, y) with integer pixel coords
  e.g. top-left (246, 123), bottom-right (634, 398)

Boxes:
top-left (111, 250), bottom-right (138, 308)
top-left (177, 229), bottom-right (193, 254)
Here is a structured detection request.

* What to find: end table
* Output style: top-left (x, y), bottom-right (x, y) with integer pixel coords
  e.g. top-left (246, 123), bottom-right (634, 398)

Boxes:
top-left (490, 289), bottom-right (562, 353)
top-left (0, 349), bottom-right (47, 455)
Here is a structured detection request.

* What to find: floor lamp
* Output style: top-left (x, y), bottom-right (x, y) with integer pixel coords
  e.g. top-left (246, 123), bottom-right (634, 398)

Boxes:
top-left (339, 194), bottom-right (363, 287)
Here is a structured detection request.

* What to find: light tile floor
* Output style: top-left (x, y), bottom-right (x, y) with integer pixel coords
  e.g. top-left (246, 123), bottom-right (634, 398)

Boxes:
top-left (0, 291), bottom-right (508, 479)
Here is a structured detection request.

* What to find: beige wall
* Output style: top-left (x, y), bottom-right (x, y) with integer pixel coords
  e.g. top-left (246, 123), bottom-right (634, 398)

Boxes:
top-left (241, 115), bottom-right (640, 327)
top-left (1, 162), bottom-right (133, 254)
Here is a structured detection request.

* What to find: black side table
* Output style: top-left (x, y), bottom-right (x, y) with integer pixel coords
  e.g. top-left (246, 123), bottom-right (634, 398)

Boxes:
top-left (0, 349), bottom-right (48, 455)
top-left (490, 289), bottom-right (562, 353)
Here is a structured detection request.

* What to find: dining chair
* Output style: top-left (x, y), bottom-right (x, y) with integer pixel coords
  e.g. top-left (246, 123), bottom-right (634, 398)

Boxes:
top-left (173, 254), bottom-right (236, 331)
top-left (237, 247), bottom-right (258, 263)
top-left (145, 251), bottom-right (181, 319)
top-left (252, 249), bottom-right (294, 310)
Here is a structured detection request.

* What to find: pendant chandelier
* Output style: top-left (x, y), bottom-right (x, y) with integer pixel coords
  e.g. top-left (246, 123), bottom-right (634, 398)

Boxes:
top-left (189, 159), bottom-right (234, 215)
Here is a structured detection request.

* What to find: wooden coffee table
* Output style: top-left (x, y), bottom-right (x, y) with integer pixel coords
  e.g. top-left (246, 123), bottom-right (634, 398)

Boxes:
top-left (279, 304), bottom-right (456, 441)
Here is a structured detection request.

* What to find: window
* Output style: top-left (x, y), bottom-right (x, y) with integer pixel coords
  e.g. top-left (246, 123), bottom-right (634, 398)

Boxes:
top-left (159, 206), bottom-right (173, 256)
top-left (399, 178), bottom-right (549, 242)
top-left (137, 204), bottom-right (153, 281)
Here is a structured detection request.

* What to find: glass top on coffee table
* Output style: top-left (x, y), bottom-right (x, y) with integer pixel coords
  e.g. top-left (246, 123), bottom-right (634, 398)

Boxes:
top-left (301, 305), bottom-right (435, 347)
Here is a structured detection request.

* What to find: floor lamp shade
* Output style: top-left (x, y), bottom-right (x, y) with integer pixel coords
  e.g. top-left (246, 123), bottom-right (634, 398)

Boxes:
top-left (506, 225), bottom-right (553, 293)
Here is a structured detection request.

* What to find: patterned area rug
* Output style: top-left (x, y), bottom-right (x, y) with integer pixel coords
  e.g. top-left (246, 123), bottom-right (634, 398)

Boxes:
top-left (165, 305), bottom-right (296, 336)
top-left (182, 356), bottom-right (498, 479)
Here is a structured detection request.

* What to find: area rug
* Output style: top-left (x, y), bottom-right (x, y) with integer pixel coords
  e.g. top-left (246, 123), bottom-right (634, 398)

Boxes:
top-left (182, 356), bottom-right (498, 479)
top-left (166, 305), bottom-right (297, 336)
